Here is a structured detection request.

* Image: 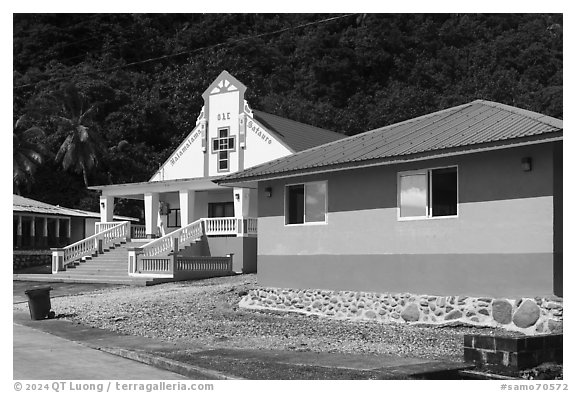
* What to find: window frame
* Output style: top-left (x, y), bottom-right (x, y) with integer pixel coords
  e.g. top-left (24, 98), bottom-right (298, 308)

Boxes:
top-left (284, 181), bottom-right (328, 226)
top-left (166, 208), bottom-right (181, 228)
top-left (211, 127), bottom-right (236, 173)
top-left (397, 165), bottom-right (459, 221)
top-left (208, 202), bottom-right (235, 218)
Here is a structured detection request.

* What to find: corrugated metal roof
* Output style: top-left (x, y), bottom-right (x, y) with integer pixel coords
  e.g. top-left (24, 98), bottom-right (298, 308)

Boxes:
top-left (219, 100), bottom-right (563, 183)
top-left (253, 110), bottom-right (346, 152)
top-left (13, 195), bottom-right (138, 221)
top-left (13, 195), bottom-right (88, 217)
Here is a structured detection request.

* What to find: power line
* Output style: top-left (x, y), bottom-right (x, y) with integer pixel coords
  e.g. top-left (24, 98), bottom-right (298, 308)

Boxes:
top-left (14, 13), bottom-right (358, 90)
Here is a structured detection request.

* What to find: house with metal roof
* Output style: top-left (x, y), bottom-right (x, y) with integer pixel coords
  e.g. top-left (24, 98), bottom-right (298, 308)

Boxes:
top-left (59, 71), bottom-right (345, 280)
top-left (218, 100), bottom-right (563, 299)
top-left (13, 194), bottom-right (138, 250)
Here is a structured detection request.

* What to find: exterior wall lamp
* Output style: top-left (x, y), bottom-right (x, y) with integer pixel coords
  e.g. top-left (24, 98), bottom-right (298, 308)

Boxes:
top-left (264, 187), bottom-right (272, 198)
top-left (235, 193), bottom-right (240, 201)
top-left (100, 202), bottom-right (105, 209)
top-left (521, 157), bottom-right (532, 172)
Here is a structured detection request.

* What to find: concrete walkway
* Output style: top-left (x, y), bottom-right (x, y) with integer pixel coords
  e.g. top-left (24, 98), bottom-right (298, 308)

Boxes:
top-left (14, 323), bottom-right (188, 380)
top-left (13, 311), bottom-right (472, 380)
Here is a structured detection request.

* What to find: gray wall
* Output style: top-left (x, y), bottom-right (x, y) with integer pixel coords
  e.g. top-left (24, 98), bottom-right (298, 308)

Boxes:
top-left (256, 142), bottom-right (561, 297)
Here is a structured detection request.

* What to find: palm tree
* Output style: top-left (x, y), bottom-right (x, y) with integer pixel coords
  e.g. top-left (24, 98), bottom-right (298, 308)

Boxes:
top-left (51, 83), bottom-right (104, 187)
top-left (13, 115), bottom-right (47, 194)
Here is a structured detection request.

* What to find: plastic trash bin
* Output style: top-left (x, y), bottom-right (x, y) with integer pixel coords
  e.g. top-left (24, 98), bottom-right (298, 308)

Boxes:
top-left (24, 286), bottom-right (54, 320)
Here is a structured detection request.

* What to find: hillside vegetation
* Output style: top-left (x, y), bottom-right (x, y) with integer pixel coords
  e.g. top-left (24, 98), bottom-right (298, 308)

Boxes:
top-left (13, 13), bottom-right (563, 215)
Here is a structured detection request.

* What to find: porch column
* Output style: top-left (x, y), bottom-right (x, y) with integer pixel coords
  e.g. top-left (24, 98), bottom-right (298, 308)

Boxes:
top-left (144, 192), bottom-right (159, 238)
top-left (16, 215), bottom-right (22, 248)
top-left (55, 218), bottom-right (60, 246)
top-left (233, 187), bottom-right (250, 236)
top-left (179, 190), bottom-right (196, 227)
top-left (66, 218), bottom-right (71, 244)
top-left (100, 195), bottom-right (115, 223)
top-left (233, 187), bottom-right (250, 218)
top-left (30, 217), bottom-right (36, 249)
top-left (42, 217), bottom-right (48, 248)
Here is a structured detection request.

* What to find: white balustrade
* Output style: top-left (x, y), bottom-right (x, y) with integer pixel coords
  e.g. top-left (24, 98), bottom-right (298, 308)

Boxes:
top-left (141, 219), bottom-right (204, 257)
top-left (176, 256), bottom-right (232, 272)
top-left (95, 222), bottom-right (121, 233)
top-left (204, 217), bottom-right (238, 235)
top-left (247, 218), bottom-right (257, 235)
top-left (131, 224), bottom-right (146, 239)
top-left (57, 221), bottom-right (128, 269)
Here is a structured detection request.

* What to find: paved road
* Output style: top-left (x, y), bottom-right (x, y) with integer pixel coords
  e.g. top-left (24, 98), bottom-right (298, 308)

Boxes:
top-left (13, 281), bottom-right (123, 304)
top-left (13, 323), bottom-right (187, 380)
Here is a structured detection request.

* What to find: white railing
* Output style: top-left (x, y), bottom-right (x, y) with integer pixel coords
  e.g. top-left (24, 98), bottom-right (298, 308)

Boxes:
top-left (176, 256), bottom-right (233, 273)
top-left (246, 218), bottom-right (257, 235)
top-left (137, 256), bottom-right (173, 274)
top-left (138, 216), bottom-right (257, 258)
top-left (131, 224), bottom-right (146, 239)
top-left (134, 254), bottom-right (232, 277)
top-left (204, 217), bottom-right (238, 235)
top-left (53, 221), bottom-right (128, 271)
top-left (95, 222), bottom-right (121, 234)
top-left (141, 219), bottom-right (204, 257)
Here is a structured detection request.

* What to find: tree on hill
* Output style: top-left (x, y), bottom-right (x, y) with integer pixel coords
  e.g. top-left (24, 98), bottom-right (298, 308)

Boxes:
top-left (13, 115), bottom-right (47, 195)
top-left (50, 83), bottom-right (105, 187)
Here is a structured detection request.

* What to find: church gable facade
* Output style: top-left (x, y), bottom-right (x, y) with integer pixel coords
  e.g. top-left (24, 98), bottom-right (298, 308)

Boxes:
top-left (150, 71), bottom-right (293, 182)
top-left (89, 71), bottom-right (344, 273)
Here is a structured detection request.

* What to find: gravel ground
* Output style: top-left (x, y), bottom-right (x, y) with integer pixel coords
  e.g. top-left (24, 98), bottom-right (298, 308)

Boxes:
top-left (13, 274), bottom-right (520, 361)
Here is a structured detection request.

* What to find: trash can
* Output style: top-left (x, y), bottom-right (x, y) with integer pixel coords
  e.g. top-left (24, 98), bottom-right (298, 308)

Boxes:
top-left (24, 286), bottom-right (54, 320)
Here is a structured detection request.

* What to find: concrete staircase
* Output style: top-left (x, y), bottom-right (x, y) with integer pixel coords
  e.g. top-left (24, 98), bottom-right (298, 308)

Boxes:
top-left (49, 241), bottom-right (161, 286)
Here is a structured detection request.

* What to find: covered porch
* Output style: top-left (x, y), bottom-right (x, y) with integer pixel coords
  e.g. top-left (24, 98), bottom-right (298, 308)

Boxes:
top-left (88, 176), bottom-right (258, 274)
top-left (90, 176), bottom-right (257, 238)
top-left (13, 213), bottom-right (73, 249)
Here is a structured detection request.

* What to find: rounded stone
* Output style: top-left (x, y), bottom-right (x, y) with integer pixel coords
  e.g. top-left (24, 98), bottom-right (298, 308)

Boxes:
top-left (512, 299), bottom-right (541, 328)
top-left (401, 303), bottom-right (420, 322)
top-left (492, 299), bottom-right (513, 325)
top-left (312, 300), bottom-right (323, 309)
top-left (478, 309), bottom-right (490, 316)
top-left (545, 302), bottom-right (563, 310)
top-left (445, 310), bottom-right (463, 321)
top-left (364, 310), bottom-right (377, 319)
top-left (548, 319), bottom-right (563, 333)
top-left (437, 297), bottom-right (446, 307)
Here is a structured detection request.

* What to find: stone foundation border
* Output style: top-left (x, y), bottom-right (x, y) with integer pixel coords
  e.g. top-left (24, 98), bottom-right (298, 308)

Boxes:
top-left (240, 288), bottom-right (563, 335)
top-left (13, 250), bottom-right (52, 271)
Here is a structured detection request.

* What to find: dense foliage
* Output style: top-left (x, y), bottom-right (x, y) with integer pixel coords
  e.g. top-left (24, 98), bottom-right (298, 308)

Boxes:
top-left (13, 13), bottom-right (563, 213)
